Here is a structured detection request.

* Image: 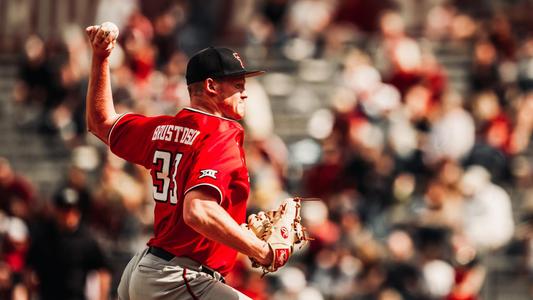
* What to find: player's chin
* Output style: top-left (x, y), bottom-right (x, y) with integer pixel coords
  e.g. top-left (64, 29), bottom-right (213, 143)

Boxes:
top-left (235, 104), bottom-right (246, 119)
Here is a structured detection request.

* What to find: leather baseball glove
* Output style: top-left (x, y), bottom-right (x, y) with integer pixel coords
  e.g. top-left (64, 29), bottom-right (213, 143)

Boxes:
top-left (244, 197), bottom-right (310, 275)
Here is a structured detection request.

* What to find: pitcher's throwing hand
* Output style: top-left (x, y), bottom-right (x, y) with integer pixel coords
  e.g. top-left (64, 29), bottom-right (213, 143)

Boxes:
top-left (85, 21), bottom-right (119, 58)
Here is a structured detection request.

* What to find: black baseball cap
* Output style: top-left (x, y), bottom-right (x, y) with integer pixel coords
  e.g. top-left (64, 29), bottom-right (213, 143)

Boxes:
top-left (54, 188), bottom-right (80, 209)
top-left (186, 47), bottom-right (265, 85)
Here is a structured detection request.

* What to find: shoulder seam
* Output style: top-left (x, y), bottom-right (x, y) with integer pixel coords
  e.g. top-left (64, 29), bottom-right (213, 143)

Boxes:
top-left (107, 113), bottom-right (131, 144)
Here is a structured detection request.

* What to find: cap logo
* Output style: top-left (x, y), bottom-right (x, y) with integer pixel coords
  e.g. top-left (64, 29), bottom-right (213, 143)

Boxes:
top-left (233, 52), bottom-right (244, 68)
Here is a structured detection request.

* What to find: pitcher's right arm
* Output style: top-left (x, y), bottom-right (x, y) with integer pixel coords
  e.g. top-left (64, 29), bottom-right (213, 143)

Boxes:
top-left (85, 24), bottom-right (120, 144)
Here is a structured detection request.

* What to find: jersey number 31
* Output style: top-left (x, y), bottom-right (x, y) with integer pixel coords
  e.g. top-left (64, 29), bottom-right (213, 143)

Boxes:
top-left (152, 150), bottom-right (183, 204)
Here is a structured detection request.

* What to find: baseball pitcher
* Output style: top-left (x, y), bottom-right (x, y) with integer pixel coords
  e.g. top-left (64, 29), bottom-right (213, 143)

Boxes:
top-left (85, 23), bottom-right (308, 300)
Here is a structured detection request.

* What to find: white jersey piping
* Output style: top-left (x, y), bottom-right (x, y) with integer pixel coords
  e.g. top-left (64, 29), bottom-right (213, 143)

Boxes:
top-left (183, 107), bottom-right (237, 123)
top-left (184, 183), bottom-right (223, 204)
top-left (107, 112), bottom-right (131, 144)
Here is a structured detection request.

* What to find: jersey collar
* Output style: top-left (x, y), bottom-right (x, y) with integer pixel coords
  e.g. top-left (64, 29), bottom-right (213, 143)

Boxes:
top-left (183, 107), bottom-right (238, 123)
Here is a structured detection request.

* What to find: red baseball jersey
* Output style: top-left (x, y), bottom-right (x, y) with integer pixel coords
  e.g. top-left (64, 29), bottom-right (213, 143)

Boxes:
top-left (108, 107), bottom-right (250, 275)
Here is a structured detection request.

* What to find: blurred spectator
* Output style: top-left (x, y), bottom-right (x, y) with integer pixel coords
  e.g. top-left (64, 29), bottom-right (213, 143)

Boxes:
top-left (425, 91), bottom-right (475, 163)
top-left (418, 179), bottom-right (462, 230)
top-left (489, 14), bottom-right (516, 61)
top-left (12, 35), bottom-right (55, 128)
top-left (509, 92), bottom-right (533, 155)
top-left (25, 187), bottom-right (111, 300)
top-left (14, 27), bottom-right (91, 144)
top-left (95, 0), bottom-right (138, 30)
top-left (0, 158), bottom-right (35, 221)
top-left (460, 166), bottom-right (514, 252)
top-left (246, 137), bottom-right (290, 211)
top-left (423, 259), bottom-right (455, 298)
top-left (177, 0), bottom-right (231, 54)
top-left (302, 199), bottom-right (340, 252)
top-left (2, 0), bottom-right (32, 50)
top-left (121, 11), bottom-right (156, 83)
top-left (273, 266), bottom-right (324, 300)
top-left (90, 156), bottom-right (149, 255)
top-left (13, 35), bottom-right (49, 105)
top-left (153, 2), bottom-right (185, 67)
top-left (0, 260), bottom-right (27, 300)
top-left (379, 228), bottom-right (427, 299)
top-left (517, 37), bottom-right (533, 91)
top-left (51, 25), bottom-right (92, 145)
top-left (244, 78), bottom-right (275, 140)
top-left (281, 0), bottom-right (337, 60)
top-left (2, 217), bottom-right (30, 276)
top-left (55, 166), bottom-right (92, 220)
top-left (334, 0), bottom-right (392, 33)
top-left (0, 216), bottom-right (30, 300)
top-left (303, 138), bottom-right (344, 200)
top-left (446, 263), bottom-right (486, 300)
top-left (470, 40), bottom-right (501, 93)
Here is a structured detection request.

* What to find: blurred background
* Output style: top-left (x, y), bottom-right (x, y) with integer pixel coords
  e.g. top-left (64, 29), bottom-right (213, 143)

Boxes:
top-left (0, 0), bottom-right (532, 299)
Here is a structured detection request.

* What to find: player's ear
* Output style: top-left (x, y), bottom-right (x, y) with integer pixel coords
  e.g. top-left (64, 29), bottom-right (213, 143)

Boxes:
top-left (205, 78), bottom-right (219, 95)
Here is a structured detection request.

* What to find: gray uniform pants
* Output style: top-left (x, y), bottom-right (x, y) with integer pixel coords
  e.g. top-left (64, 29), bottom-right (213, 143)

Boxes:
top-left (117, 248), bottom-right (251, 300)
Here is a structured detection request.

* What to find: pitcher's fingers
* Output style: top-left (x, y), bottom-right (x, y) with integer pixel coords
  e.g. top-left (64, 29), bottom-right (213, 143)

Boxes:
top-left (96, 28), bottom-right (108, 43)
top-left (100, 31), bottom-right (111, 43)
top-left (96, 39), bottom-right (112, 51)
top-left (90, 28), bottom-right (102, 44)
top-left (85, 25), bottom-right (97, 34)
top-left (257, 211), bottom-right (268, 222)
top-left (85, 26), bottom-right (94, 36)
top-left (94, 28), bottom-right (113, 48)
top-left (86, 26), bottom-right (99, 40)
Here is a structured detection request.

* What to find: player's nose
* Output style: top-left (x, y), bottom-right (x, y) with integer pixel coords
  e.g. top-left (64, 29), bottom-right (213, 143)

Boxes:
top-left (240, 89), bottom-right (248, 100)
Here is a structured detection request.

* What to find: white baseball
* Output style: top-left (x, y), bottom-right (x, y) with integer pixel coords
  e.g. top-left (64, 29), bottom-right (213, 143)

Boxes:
top-left (99, 21), bottom-right (119, 42)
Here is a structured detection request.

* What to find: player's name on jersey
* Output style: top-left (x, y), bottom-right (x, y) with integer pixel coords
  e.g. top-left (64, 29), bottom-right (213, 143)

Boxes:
top-left (152, 125), bottom-right (201, 145)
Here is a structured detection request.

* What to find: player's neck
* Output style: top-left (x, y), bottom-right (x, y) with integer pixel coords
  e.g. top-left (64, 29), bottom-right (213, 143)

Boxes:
top-left (190, 98), bottom-right (223, 117)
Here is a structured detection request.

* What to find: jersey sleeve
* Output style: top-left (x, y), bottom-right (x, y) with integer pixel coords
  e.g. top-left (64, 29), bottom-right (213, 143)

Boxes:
top-left (184, 129), bottom-right (243, 204)
top-left (108, 113), bottom-right (156, 168)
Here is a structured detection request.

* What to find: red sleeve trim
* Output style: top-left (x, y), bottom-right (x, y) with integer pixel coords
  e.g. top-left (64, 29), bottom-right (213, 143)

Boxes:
top-left (184, 183), bottom-right (223, 204)
top-left (107, 112), bottom-right (131, 145)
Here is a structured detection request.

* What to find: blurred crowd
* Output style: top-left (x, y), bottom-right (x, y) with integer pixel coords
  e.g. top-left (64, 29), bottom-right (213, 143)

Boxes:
top-left (2, 0), bottom-right (533, 299)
